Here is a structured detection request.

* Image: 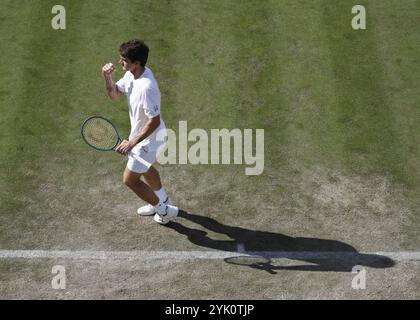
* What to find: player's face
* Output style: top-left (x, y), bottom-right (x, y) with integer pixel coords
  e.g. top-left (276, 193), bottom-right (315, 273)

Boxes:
top-left (119, 56), bottom-right (136, 71)
top-left (119, 56), bottom-right (129, 70)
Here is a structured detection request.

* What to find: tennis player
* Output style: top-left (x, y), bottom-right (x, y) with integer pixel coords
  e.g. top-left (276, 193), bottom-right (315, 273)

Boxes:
top-left (102, 39), bottom-right (178, 224)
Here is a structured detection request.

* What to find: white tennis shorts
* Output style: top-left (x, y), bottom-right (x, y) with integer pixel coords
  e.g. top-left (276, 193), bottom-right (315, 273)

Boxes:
top-left (127, 139), bottom-right (167, 174)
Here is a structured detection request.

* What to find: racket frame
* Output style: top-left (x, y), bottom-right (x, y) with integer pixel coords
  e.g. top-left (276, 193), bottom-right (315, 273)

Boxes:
top-left (81, 115), bottom-right (152, 167)
top-left (81, 115), bottom-right (122, 151)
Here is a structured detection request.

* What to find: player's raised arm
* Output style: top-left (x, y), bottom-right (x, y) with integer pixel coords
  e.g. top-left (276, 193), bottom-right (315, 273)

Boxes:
top-left (102, 62), bottom-right (122, 100)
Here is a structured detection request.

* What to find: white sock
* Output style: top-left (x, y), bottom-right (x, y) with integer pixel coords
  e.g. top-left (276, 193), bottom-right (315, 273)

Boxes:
top-left (155, 187), bottom-right (169, 203)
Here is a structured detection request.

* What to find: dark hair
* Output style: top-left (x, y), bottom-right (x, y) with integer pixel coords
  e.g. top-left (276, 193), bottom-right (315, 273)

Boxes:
top-left (119, 40), bottom-right (149, 67)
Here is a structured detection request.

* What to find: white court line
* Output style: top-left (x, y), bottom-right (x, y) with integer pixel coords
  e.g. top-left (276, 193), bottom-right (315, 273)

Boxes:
top-left (0, 250), bottom-right (420, 261)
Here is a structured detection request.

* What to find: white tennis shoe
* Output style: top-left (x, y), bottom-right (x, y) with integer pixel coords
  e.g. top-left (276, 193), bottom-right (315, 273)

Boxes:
top-left (137, 197), bottom-right (172, 216)
top-left (137, 204), bottom-right (155, 216)
top-left (154, 203), bottom-right (179, 225)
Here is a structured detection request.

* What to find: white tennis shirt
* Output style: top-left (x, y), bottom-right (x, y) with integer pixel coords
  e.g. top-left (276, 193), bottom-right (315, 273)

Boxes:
top-left (116, 67), bottom-right (166, 151)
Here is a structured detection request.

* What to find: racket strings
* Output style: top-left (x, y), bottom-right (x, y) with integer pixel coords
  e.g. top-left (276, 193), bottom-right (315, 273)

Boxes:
top-left (82, 118), bottom-right (119, 150)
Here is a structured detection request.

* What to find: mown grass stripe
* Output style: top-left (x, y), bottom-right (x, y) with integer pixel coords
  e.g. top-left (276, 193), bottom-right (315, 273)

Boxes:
top-left (321, 0), bottom-right (407, 182)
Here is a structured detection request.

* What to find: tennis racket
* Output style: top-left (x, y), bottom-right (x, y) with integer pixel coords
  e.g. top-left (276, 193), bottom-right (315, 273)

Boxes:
top-left (81, 115), bottom-right (151, 167)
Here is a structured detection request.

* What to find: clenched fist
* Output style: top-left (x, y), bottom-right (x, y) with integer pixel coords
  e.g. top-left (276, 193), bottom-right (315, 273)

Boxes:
top-left (102, 62), bottom-right (116, 78)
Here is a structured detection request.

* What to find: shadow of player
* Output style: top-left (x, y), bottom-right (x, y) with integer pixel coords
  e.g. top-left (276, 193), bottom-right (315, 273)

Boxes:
top-left (163, 210), bottom-right (395, 274)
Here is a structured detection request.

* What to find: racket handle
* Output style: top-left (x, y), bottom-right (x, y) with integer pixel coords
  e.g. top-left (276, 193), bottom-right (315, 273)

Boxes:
top-left (128, 151), bottom-right (152, 168)
top-left (115, 137), bottom-right (152, 168)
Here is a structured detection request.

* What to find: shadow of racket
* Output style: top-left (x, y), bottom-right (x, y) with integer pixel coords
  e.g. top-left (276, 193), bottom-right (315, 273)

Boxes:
top-left (224, 255), bottom-right (277, 274)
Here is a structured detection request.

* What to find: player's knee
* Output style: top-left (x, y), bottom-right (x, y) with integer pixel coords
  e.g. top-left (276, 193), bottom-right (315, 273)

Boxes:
top-left (123, 171), bottom-right (143, 187)
top-left (123, 174), bottom-right (135, 187)
top-left (122, 175), bottom-right (129, 187)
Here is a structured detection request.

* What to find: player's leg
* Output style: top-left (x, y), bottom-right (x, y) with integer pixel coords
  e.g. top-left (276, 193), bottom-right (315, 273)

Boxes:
top-left (126, 155), bottom-right (178, 224)
top-left (138, 166), bottom-right (173, 216)
top-left (123, 168), bottom-right (159, 205)
top-left (142, 165), bottom-right (162, 190)
top-left (142, 165), bottom-right (172, 204)
top-left (123, 167), bottom-right (178, 221)
top-left (131, 137), bottom-right (177, 223)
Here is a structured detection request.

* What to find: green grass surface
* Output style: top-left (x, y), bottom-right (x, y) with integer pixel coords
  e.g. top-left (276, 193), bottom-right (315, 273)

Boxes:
top-left (0, 0), bottom-right (419, 298)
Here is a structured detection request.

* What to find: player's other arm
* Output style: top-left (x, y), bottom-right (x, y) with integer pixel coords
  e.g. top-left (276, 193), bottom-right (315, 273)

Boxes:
top-left (102, 62), bottom-right (122, 100)
top-left (131, 115), bottom-right (161, 146)
top-left (115, 115), bottom-right (160, 155)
